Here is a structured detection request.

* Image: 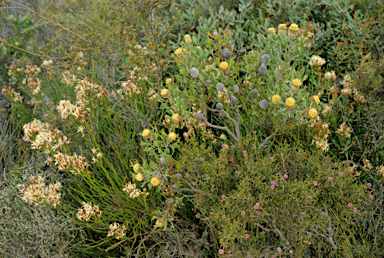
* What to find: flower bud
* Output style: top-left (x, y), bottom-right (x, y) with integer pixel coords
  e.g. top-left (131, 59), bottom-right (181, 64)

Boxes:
top-left (133, 164), bottom-right (141, 172)
top-left (219, 109), bottom-right (226, 117)
top-left (216, 102), bottom-right (223, 110)
top-left (205, 79), bottom-right (211, 85)
top-left (190, 68), bottom-right (199, 78)
top-left (160, 89), bottom-right (170, 99)
top-left (184, 34), bottom-right (192, 43)
top-left (231, 96), bottom-right (238, 105)
top-left (259, 99), bottom-right (269, 109)
top-left (268, 28), bottom-right (276, 35)
top-left (160, 157), bottom-right (167, 166)
top-left (222, 48), bottom-right (231, 58)
top-left (249, 89), bottom-right (258, 99)
top-left (213, 32), bottom-right (219, 38)
top-left (175, 173), bottom-right (183, 178)
top-left (258, 65), bottom-right (267, 76)
top-left (156, 218), bottom-right (165, 227)
top-left (233, 85), bottom-right (239, 93)
top-left (165, 78), bottom-right (173, 85)
top-left (142, 129), bottom-right (152, 139)
top-left (216, 83), bottom-right (224, 91)
top-left (261, 54), bottom-right (270, 64)
top-left (194, 112), bottom-right (204, 122)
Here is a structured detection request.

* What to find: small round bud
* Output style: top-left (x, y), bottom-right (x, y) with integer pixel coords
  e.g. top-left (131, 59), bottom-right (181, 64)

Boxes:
top-left (205, 79), bottom-right (211, 85)
top-left (249, 89), bottom-right (258, 99)
top-left (231, 96), bottom-right (238, 105)
top-left (216, 103), bottom-right (223, 110)
top-left (222, 48), bottom-right (231, 57)
top-left (195, 87), bottom-right (202, 94)
top-left (156, 218), bottom-right (164, 227)
top-left (165, 78), bottom-right (173, 84)
top-left (190, 68), bottom-right (199, 78)
top-left (213, 32), bottom-right (219, 38)
top-left (261, 54), bottom-right (270, 64)
top-left (259, 99), bottom-right (269, 109)
top-left (258, 65), bottom-right (267, 76)
top-left (216, 83), bottom-right (224, 91)
top-left (233, 85), bottom-right (239, 93)
top-left (219, 109), bottom-right (226, 117)
top-left (194, 112), bottom-right (204, 122)
top-left (160, 157), bottom-right (167, 166)
top-left (175, 173), bottom-right (183, 178)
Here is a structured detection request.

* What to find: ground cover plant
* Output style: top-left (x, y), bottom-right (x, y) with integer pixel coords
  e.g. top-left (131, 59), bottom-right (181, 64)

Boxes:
top-left (1, 0), bottom-right (384, 257)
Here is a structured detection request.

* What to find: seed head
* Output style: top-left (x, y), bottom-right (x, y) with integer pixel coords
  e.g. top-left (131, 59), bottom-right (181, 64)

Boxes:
top-left (231, 96), bottom-right (238, 105)
top-left (249, 89), bottom-right (258, 99)
top-left (190, 68), bottom-right (199, 78)
top-left (216, 83), bottom-right (224, 91)
top-left (222, 48), bottom-right (231, 57)
top-left (233, 85), bottom-right (239, 93)
top-left (205, 79), bottom-right (211, 85)
top-left (258, 65), bottom-right (267, 76)
top-left (261, 54), bottom-right (270, 64)
top-left (175, 173), bottom-right (183, 178)
top-left (213, 32), bottom-right (219, 38)
top-left (194, 112), bottom-right (204, 122)
top-left (216, 102), bottom-right (223, 110)
top-left (160, 157), bottom-right (167, 166)
top-left (259, 99), bottom-right (269, 109)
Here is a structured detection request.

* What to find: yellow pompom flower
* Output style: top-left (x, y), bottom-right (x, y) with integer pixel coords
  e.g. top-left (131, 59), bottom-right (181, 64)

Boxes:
top-left (311, 95), bottom-right (320, 104)
top-left (156, 218), bottom-right (165, 227)
top-left (175, 48), bottom-right (183, 56)
top-left (289, 24), bottom-right (299, 31)
top-left (168, 132), bottom-right (177, 141)
top-left (165, 78), bottom-right (173, 85)
top-left (184, 34), bottom-right (192, 43)
top-left (219, 61), bottom-right (229, 71)
top-left (15, 42), bottom-right (19, 46)
top-left (135, 173), bottom-right (144, 181)
top-left (142, 129), bottom-right (152, 139)
top-left (133, 164), bottom-right (141, 172)
top-left (272, 94), bottom-right (282, 105)
top-left (278, 24), bottom-right (287, 34)
top-left (306, 107), bottom-right (318, 118)
top-left (291, 79), bottom-right (302, 91)
top-left (172, 113), bottom-right (181, 123)
top-left (289, 23), bottom-right (299, 39)
top-left (160, 88), bottom-right (170, 99)
top-left (285, 97), bottom-right (296, 109)
top-left (150, 176), bottom-right (160, 186)
top-left (268, 28), bottom-right (276, 35)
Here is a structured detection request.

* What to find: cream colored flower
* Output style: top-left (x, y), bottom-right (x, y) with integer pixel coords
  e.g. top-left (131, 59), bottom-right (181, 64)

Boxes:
top-left (324, 71), bottom-right (336, 81)
top-left (107, 223), bottom-right (126, 240)
top-left (309, 55), bottom-right (326, 67)
top-left (76, 201), bottom-right (102, 221)
top-left (336, 122), bottom-right (352, 138)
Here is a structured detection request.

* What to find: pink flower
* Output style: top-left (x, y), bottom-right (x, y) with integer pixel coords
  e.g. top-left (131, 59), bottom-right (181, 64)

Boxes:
top-left (357, 68), bottom-right (360, 71)
top-left (284, 174), bottom-right (288, 179)
top-left (277, 247), bottom-right (282, 253)
top-left (270, 168), bottom-right (272, 171)
top-left (289, 250), bottom-right (294, 254)
top-left (308, 233), bottom-right (312, 238)
top-left (271, 181), bottom-right (276, 185)
top-left (271, 185), bottom-right (275, 189)
top-left (254, 203), bottom-right (259, 209)
top-left (270, 157), bottom-right (274, 160)
top-left (219, 249), bottom-right (224, 254)
top-left (54, 117), bottom-right (57, 120)
top-left (280, 177), bottom-right (285, 182)
top-left (362, 72), bottom-right (366, 75)
top-left (241, 211), bottom-right (245, 216)
top-left (222, 144), bottom-right (227, 148)
top-left (185, 174), bottom-right (189, 178)
top-left (253, 131), bottom-right (257, 134)
top-left (369, 195), bottom-right (374, 199)
top-left (221, 195), bottom-right (225, 199)
top-left (245, 234), bottom-right (249, 239)
top-left (192, 181), bottom-right (196, 185)
top-left (338, 172), bottom-right (343, 176)
top-left (353, 208), bottom-right (358, 212)
top-left (380, 64), bottom-right (382, 67)
top-left (314, 181), bottom-right (318, 186)
top-left (44, 114), bottom-right (48, 117)
top-left (257, 211), bottom-right (261, 215)
top-left (367, 183), bottom-right (372, 187)
top-left (348, 203), bottom-right (353, 208)
top-left (265, 254), bottom-right (269, 257)
top-left (328, 177), bottom-right (333, 181)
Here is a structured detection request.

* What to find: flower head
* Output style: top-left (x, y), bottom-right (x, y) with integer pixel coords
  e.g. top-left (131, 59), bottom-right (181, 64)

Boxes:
top-left (133, 164), bottom-right (141, 172)
top-left (156, 218), bottom-right (165, 227)
top-left (348, 203), bottom-right (353, 208)
top-left (142, 129), bottom-right (152, 139)
top-left (277, 247), bottom-right (282, 253)
top-left (312, 95), bottom-right (320, 104)
top-left (278, 24), bottom-right (287, 33)
top-left (219, 62), bottom-right (229, 71)
top-left (306, 107), bottom-right (318, 118)
top-left (268, 28), bottom-right (276, 35)
top-left (168, 132), bottom-right (177, 141)
top-left (288, 24), bottom-right (299, 38)
top-left (245, 234), bottom-right (249, 239)
top-left (135, 173), bottom-right (144, 181)
top-left (353, 208), bottom-right (358, 212)
top-left (175, 48), bottom-right (183, 56)
top-left (160, 88), bottom-right (170, 99)
top-left (184, 34), bottom-right (192, 43)
top-left (150, 176), bottom-right (161, 186)
top-left (172, 113), bottom-right (181, 123)
top-left (313, 181), bottom-right (318, 186)
top-left (165, 78), bottom-right (173, 84)
top-left (291, 79), bottom-right (302, 91)
top-left (328, 177), bottom-right (333, 181)
top-left (285, 97), bottom-right (296, 109)
top-left (272, 94), bottom-right (282, 105)
top-left (219, 250), bottom-right (224, 254)
top-left (241, 210), bottom-right (245, 216)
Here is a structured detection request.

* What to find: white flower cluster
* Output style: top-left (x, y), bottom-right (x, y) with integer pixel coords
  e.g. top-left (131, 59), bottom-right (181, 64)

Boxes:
top-left (309, 55), bottom-right (326, 67)
top-left (107, 223), bottom-right (126, 240)
top-left (76, 201), bottom-right (102, 221)
top-left (122, 182), bottom-right (148, 198)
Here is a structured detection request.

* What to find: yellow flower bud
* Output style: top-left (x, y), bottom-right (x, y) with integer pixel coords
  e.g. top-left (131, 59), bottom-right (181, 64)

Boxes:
top-left (150, 176), bottom-right (160, 186)
top-left (14, 42), bottom-right (19, 46)
top-left (135, 173), bottom-right (144, 181)
top-left (278, 24), bottom-right (287, 34)
top-left (172, 113), bottom-right (181, 122)
top-left (133, 164), bottom-right (141, 172)
top-left (175, 48), bottom-right (183, 56)
top-left (272, 94), bottom-right (282, 105)
top-left (285, 97), bottom-right (296, 109)
top-left (168, 132), bottom-right (177, 141)
top-left (156, 218), bottom-right (164, 227)
top-left (289, 24), bottom-right (299, 39)
top-left (219, 62), bottom-right (229, 71)
top-left (291, 79), bottom-right (302, 91)
top-left (268, 28), bottom-right (276, 35)
top-left (184, 34), bottom-right (192, 43)
top-left (142, 129), bottom-right (152, 139)
top-left (289, 24), bottom-right (299, 31)
top-left (165, 78), bottom-right (173, 85)
top-left (306, 107), bottom-right (318, 118)
top-left (160, 88), bottom-right (170, 99)
top-left (311, 95), bottom-right (320, 104)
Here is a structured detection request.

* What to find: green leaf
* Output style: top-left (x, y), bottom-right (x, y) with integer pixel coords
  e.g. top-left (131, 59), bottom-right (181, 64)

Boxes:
top-left (180, 68), bottom-right (186, 75)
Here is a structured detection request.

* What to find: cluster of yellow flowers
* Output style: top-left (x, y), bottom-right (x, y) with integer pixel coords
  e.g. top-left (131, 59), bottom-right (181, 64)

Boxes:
top-left (76, 201), bottom-right (102, 221)
top-left (17, 174), bottom-right (62, 208)
top-left (268, 23), bottom-right (299, 39)
top-left (133, 163), bottom-right (162, 187)
top-left (22, 119), bottom-right (70, 152)
top-left (107, 222), bottom-right (126, 240)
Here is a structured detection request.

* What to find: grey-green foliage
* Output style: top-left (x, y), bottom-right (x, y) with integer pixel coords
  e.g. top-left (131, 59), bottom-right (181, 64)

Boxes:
top-left (0, 158), bottom-right (80, 258)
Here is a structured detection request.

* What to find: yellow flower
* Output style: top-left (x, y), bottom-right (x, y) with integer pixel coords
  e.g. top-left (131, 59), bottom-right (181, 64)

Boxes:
top-left (291, 79), bottom-right (302, 91)
top-left (184, 34), bottom-right (192, 43)
top-left (156, 218), bottom-right (164, 227)
top-left (196, 46), bottom-right (201, 49)
top-left (165, 78), bottom-right (173, 85)
top-left (272, 94), bottom-right (282, 105)
top-left (219, 62), bottom-right (229, 71)
top-left (268, 28), bottom-right (276, 35)
top-left (168, 132), bottom-right (177, 141)
top-left (306, 107), bottom-right (318, 118)
top-left (278, 24), bottom-right (287, 34)
top-left (312, 95), bottom-right (320, 104)
top-left (14, 42), bottom-right (19, 46)
top-left (135, 173), bottom-right (144, 181)
top-left (150, 176), bottom-right (160, 186)
top-left (160, 88), bottom-right (170, 99)
top-left (285, 97), bottom-right (296, 109)
top-left (172, 113), bottom-right (181, 122)
top-left (142, 129), bottom-right (152, 139)
top-left (133, 164), bottom-right (141, 172)
top-left (175, 48), bottom-right (183, 56)
top-left (289, 24), bottom-right (299, 31)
